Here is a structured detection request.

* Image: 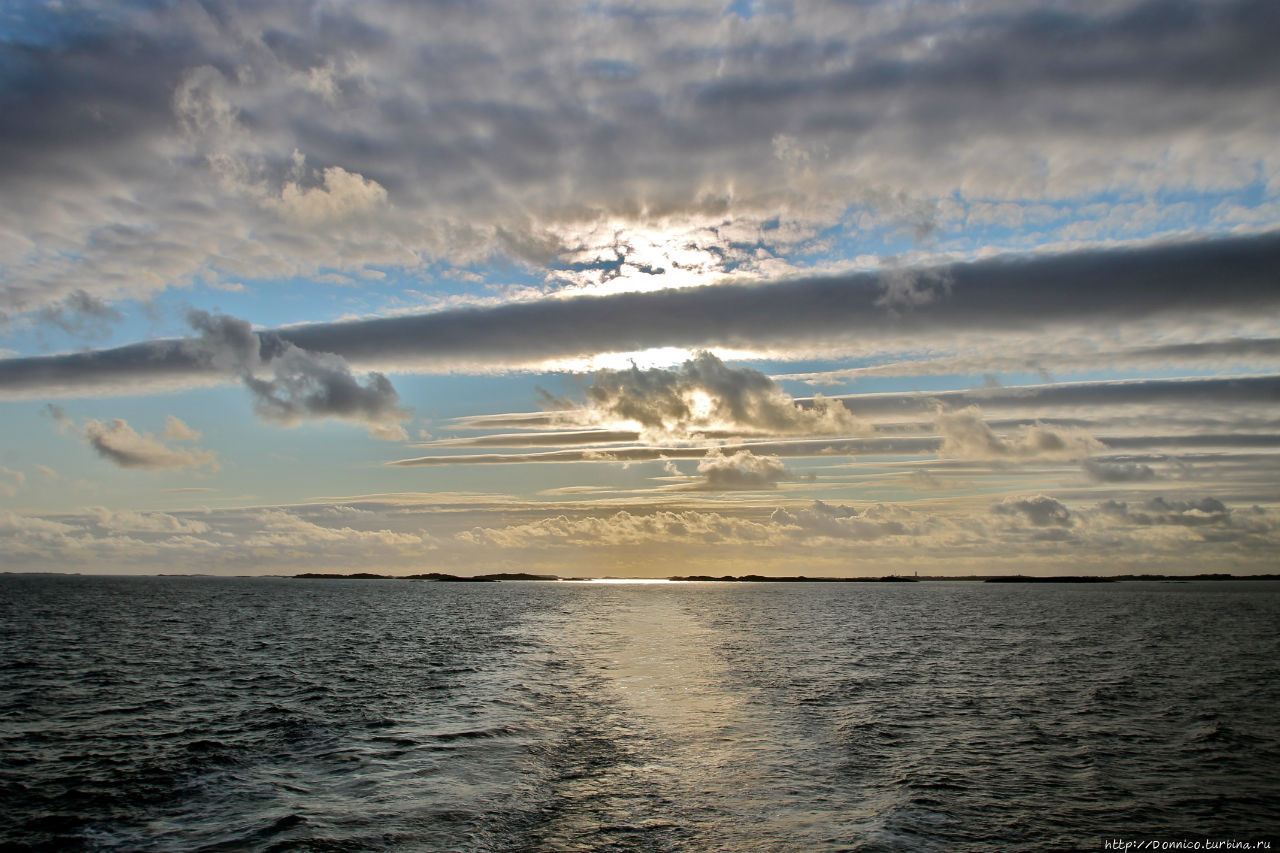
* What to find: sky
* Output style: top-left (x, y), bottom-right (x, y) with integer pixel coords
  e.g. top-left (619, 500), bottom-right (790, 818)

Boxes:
top-left (2, 0), bottom-right (1279, 577)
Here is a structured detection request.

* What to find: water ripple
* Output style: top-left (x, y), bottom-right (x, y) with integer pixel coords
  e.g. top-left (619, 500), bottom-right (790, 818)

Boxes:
top-left (1, 575), bottom-right (1278, 851)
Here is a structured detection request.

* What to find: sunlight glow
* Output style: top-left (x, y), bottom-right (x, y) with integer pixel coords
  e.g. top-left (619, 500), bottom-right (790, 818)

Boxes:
top-left (550, 223), bottom-right (735, 297)
top-left (538, 346), bottom-right (765, 373)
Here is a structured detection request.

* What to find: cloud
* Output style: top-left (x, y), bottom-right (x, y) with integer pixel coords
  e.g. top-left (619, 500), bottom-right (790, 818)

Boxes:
top-left (78, 418), bottom-right (218, 472)
top-left (273, 165), bottom-right (388, 223)
top-left (771, 500), bottom-right (909, 541)
top-left (3, 0), bottom-right (1278, 324)
top-left (835, 374), bottom-right (1280, 423)
top-left (875, 267), bottom-right (952, 310)
top-left (0, 511), bottom-right (79, 538)
top-left (1095, 496), bottom-right (1233, 527)
top-left (0, 466), bottom-right (25, 497)
top-left (367, 423), bottom-right (411, 442)
top-left (388, 427), bottom-right (1280, 468)
top-left (683, 447), bottom-right (789, 491)
top-left (992, 495), bottom-right (1073, 527)
top-left (0, 492), bottom-right (1276, 575)
top-left (89, 507), bottom-right (210, 535)
top-left (244, 344), bottom-right (412, 435)
top-left (779, 337), bottom-right (1280, 386)
top-left (1079, 495), bottom-right (1280, 548)
top-left (34, 290), bottom-right (123, 338)
top-left (243, 510), bottom-right (427, 550)
top-left (389, 436), bottom-right (947, 467)
top-left (238, 233), bottom-right (1280, 373)
top-left (4, 232), bottom-right (1280, 396)
top-left (458, 508), bottom-right (780, 549)
top-left (1082, 457), bottom-right (1160, 483)
top-left (936, 406), bottom-right (1104, 460)
top-left (424, 429), bottom-right (643, 449)
top-left (160, 415), bottom-right (202, 442)
top-left (565, 351), bottom-right (866, 441)
top-left (0, 502), bottom-right (439, 572)
top-left (184, 309), bottom-right (413, 436)
top-left (45, 403), bottom-right (71, 429)
top-left (185, 309), bottom-right (264, 374)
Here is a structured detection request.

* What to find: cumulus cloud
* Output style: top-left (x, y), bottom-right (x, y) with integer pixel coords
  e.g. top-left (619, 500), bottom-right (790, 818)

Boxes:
top-left (0, 493), bottom-right (1276, 575)
top-left (771, 500), bottom-right (910, 541)
top-left (992, 495), bottom-right (1073, 527)
top-left (78, 418), bottom-right (218, 472)
top-left (243, 510), bottom-right (427, 550)
top-left (564, 351), bottom-right (866, 441)
top-left (89, 507), bottom-right (210, 534)
top-left (0, 503), bottom-right (440, 572)
top-left (936, 406), bottom-right (1104, 460)
top-left (0, 511), bottom-right (79, 538)
top-left (682, 447), bottom-right (790, 491)
top-left (272, 165), bottom-right (388, 223)
top-left (1095, 496), bottom-right (1233, 527)
top-left (458, 509), bottom-right (779, 549)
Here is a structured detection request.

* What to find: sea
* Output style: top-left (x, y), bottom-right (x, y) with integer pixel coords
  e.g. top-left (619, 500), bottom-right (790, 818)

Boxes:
top-left (1, 575), bottom-right (1278, 852)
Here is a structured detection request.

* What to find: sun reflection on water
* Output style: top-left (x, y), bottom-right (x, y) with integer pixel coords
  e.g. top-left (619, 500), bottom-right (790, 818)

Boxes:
top-left (571, 577), bottom-right (677, 584)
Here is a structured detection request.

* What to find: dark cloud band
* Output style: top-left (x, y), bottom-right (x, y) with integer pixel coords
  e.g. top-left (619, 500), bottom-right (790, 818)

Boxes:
top-left (1, 231), bottom-right (1279, 398)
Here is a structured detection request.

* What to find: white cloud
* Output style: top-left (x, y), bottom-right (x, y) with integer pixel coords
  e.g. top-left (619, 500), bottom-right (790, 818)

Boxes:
top-left (89, 507), bottom-right (210, 534)
top-left (683, 447), bottom-right (789, 491)
top-left (79, 418), bottom-right (218, 472)
top-left (243, 510), bottom-right (427, 550)
top-left (0, 511), bottom-right (79, 538)
top-left (368, 423), bottom-right (411, 442)
top-left (160, 415), bottom-right (202, 442)
top-left (273, 165), bottom-right (388, 223)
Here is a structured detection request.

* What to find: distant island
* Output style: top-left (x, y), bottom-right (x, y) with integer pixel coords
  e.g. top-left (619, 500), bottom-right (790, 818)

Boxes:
top-left (667, 574), bottom-right (920, 582)
top-left (286, 571), bottom-right (1280, 582)
top-left (984, 575), bottom-right (1115, 583)
top-left (983, 573), bottom-right (1280, 583)
top-left (291, 572), bottom-right (559, 582)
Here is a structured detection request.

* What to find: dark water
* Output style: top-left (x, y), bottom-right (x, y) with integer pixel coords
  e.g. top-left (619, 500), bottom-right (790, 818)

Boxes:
top-left (2, 576), bottom-right (1278, 852)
